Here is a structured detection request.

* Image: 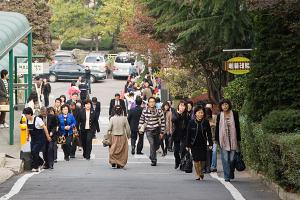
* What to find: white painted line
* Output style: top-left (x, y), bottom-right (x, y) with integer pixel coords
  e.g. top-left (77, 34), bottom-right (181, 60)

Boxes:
top-left (210, 172), bottom-right (246, 200)
top-left (0, 170), bottom-right (43, 200)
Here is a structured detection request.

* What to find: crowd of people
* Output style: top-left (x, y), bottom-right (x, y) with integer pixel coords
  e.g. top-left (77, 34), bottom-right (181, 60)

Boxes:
top-left (18, 70), bottom-right (241, 182)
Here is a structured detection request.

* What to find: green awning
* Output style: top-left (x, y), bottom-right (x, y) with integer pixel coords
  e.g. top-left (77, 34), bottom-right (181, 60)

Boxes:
top-left (0, 43), bottom-right (28, 71)
top-left (0, 11), bottom-right (31, 59)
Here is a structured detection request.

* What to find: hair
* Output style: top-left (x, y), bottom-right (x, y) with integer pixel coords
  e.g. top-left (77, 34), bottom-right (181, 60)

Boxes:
top-left (72, 93), bottom-right (78, 96)
top-left (47, 107), bottom-right (55, 114)
top-left (27, 91), bottom-right (38, 103)
top-left (205, 107), bottom-right (213, 119)
top-left (23, 107), bottom-right (33, 115)
top-left (194, 106), bottom-right (206, 119)
top-left (92, 97), bottom-right (97, 103)
top-left (70, 102), bottom-right (76, 107)
top-left (177, 100), bottom-right (187, 112)
top-left (71, 81), bottom-right (76, 87)
top-left (187, 100), bottom-right (194, 108)
top-left (155, 97), bottom-right (161, 103)
top-left (59, 95), bottom-right (66, 103)
top-left (115, 93), bottom-right (120, 97)
top-left (61, 104), bottom-right (70, 112)
top-left (84, 99), bottom-right (92, 105)
top-left (196, 100), bottom-right (206, 108)
top-left (162, 101), bottom-right (170, 112)
top-left (148, 97), bottom-right (156, 102)
top-left (40, 106), bottom-right (47, 114)
top-left (129, 92), bottom-right (134, 97)
top-left (135, 96), bottom-right (143, 106)
top-left (55, 98), bottom-right (62, 103)
top-left (219, 99), bottom-right (232, 111)
top-left (1, 69), bottom-right (8, 79)
top-left (114, 105), bottom-right (123, 116)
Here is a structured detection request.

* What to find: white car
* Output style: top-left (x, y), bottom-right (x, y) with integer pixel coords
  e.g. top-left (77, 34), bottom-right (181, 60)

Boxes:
top-left (112, 54), bottom-right (136, 79)
top-left (83, 53), bottom-right (107, 74)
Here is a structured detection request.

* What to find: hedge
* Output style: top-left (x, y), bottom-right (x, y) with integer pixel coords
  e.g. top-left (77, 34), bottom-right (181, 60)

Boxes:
top-left (241, 118), bottom-right (300, 192)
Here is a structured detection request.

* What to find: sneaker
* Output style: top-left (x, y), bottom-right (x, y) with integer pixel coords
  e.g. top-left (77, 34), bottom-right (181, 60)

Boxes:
top-left (0, 124), bottom-right (4, 129)
top-left (31, 168), bottom-right (39, 172)
top-left (136, 152), bottom-right (144, 155)
top-left (151, 161), bottom-right (157, 166)
top-left (4, 123), bottom-right (9, 128)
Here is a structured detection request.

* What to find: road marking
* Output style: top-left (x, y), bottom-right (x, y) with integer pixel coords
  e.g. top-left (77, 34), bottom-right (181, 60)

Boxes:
top-left (210, 172), bottom-right (246, 200)
top-left (0, 170), bottom-right (43, 200)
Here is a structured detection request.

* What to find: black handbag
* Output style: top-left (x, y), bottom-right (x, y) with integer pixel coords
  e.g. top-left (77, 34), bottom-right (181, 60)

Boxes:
top-left (181, 151), bottom-right (193, 173)
top-left (234, 152), bottom-right (246, 171)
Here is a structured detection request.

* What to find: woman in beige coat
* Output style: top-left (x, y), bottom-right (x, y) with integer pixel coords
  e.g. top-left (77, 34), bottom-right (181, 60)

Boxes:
top-left (107, 105), bottom-right (131, 168)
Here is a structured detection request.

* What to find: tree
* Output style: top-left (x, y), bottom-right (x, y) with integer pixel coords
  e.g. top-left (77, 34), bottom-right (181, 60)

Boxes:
top-left (140, 0), bottom-right (253, 103)
top-left (0, 0), bottom-right (53, 59)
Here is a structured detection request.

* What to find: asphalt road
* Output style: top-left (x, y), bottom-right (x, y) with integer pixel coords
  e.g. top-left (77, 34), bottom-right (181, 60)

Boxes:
top-left (0, 79), bottom-right (280, 200)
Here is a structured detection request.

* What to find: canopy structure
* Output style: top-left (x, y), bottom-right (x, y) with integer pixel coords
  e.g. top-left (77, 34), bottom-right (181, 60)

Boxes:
top-left (0, 43), bottom-right (28, 70)
top-left (0, 11), bottom-right (32, 145)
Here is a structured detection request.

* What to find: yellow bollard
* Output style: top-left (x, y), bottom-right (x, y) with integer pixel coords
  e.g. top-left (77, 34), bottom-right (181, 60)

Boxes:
top-left (20, 115), bottom-right (28, 145)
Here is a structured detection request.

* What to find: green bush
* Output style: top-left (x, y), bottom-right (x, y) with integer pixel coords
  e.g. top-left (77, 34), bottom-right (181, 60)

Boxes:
top-left (261, 109), bottom-right (300, 133)
top-left (224, 77), bottom-right (247, 112)
top-left (241, 119), bottom-right (300, 192)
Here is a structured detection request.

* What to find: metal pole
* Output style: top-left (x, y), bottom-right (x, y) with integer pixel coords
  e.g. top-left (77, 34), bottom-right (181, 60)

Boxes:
top-left (222, 49), bottom-right (253, 52)
top-left (14, 57), bottom-right (18, 105)
top-left (9, 50), bottom-right (14, 145)
top-left (27, 33), bottom-right (33, 94)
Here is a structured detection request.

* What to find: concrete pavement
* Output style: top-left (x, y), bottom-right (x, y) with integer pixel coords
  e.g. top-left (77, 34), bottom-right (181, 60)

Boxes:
top-left (0, 79), bottom-right (283, 200)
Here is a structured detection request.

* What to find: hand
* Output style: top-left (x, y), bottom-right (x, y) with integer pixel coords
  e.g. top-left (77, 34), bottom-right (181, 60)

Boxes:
top-left (209, 146), bottom-right (213, 150)
top-left (65, 126), bottom-right (70, 130)
top-left (27, 136), bottom-right (30, 142)
top-left (47, 136), bottom-right (52, 142)
top-left (50, 132), bottom-right (53, 137)
top-left (159, 133), bottom-right (164, 140)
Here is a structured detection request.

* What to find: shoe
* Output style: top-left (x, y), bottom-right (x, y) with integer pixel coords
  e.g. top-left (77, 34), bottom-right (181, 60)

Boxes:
top-left (117, 165), bottom-right (123, 169)
top-left (4, 123), bottom-right (9, 128)
top-left (131, 147), bottom-right (135, 155)
top-left (112, 164), bottom-right (116, 168)
top-left (200, 175), bottom-right (204, 180)
top-left (54, 160), bottom-right (57, 163)
top-left (230, 172), bottom-right (235, 179)
top-left (136, 152), bottom-right (144, 155)
top-left (0, 124), bottom-right (4, 129)
top-left (225, 179), bottom-right (230, 182)
top-left (50, 166), bottom-right (54, 169)
top-left (43, 165), bottom-right (49, 169)
top-left (162, 152), bottom-right (166, 157)
top-left (175, 163), bottom-right (180, 169)
top-left (151, 161), bottom-right (157, 166)
top-left (211, 168), bottom-right (217, 172)
top-left (31, 168), bottom-right (40, 172)
top-left (64, 157), bottom-right (70, 161)
top-left (70, 155), bottom-right (75, 159)
top-left (195, 177), bottom-right (200, 180)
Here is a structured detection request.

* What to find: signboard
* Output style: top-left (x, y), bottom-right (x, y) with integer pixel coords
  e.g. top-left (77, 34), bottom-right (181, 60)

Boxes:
top-left (224, 57), bottom-right (250, 75)
top-left (17, 63), bottom-right (49, 75)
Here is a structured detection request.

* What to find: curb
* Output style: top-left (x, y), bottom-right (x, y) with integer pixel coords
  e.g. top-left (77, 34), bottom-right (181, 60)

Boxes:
top-left (249, 169), bottom-right (300, 200)
top-left (0, 154), bottom-right (24, 185)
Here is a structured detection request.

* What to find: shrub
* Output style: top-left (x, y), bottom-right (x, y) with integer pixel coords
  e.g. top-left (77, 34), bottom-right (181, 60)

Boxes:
top-left (224, 77), bottom-right (247, 112)
top-left (261, 109), bottom-right (300, 133)
top-left (241, 119), bottom-right (300, 192)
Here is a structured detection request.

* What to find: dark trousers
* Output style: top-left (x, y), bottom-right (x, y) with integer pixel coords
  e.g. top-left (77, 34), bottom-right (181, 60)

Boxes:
top-left (0, 100), bottom-right (8, 124)
top-left (130, 131), bottom-right (144, 153)
top-left (43, 140), bottom-right (54, 168)
top-left (204, 146), bottom-right (212, 171)
top-left (160, 134), bottom-right (170, 154)
top-left (80, 129), bottom-right (93, 159)
top-left (62, 135), bottom-right (72, 159)
top-left (70, 136), bottom-right (80, 158)
top-left (146, 132), bottom-right (160, 163)
top-left (30, 135), bottom-right (45, 169)
top-left (174, 139), bottom-right (186, 166)
top-left (54, 141), bottom-right (58, 161)
top-left (168, 135), bottom-right (174, 151)
top-left (44, 94), bottom-right (49, 107)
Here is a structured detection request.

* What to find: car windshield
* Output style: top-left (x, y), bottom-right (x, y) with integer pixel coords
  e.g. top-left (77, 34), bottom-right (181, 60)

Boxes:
top-left (85, 56), bottom-right (104, 63)
top-left (115, 56), bottom-right (135, 63)
top-left (55, 55), bottom-right (72, 62)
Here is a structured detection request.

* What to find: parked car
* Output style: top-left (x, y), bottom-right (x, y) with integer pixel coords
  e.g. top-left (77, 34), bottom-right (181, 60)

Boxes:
top-left (112, 53), bottom-right (136, 79)
top-left (82, 53), bottom-right (107, 74)
top-left (43, 62), bottom-right (106, 83)
top-left (52, 51), bottom-right (76, 65)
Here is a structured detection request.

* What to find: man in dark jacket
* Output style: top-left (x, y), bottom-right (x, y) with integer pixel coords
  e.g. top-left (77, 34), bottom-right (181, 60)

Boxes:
top-left (91, 97), bottom-right (101, 138)
top-left (42, 79), bottom-right (51, 107)
top-left (39, 107), bottom-right (58, 169)
top-left (85, 66), bottom-right (91, 94)
top-left (128, 97), bottom-right (144, 155)
top-left (0, 69), bottom-right (9, 129)
top-left (109, 93), bottom-right (127, 117)
top-left (77, 99), bottom-right (100, 160)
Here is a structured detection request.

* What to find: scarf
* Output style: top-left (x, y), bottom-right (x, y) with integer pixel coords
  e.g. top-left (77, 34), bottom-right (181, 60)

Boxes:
top-left (219, 111), bottom-right (237, 151)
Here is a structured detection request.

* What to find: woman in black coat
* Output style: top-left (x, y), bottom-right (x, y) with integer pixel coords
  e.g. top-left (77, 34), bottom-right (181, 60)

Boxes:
top-left (186, 106), bottom-right (213, 180)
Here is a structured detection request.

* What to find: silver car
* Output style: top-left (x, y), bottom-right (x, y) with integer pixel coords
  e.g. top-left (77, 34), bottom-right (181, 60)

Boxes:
top-left (112, 54), bottom-right (136, 79)
top-left (83, 53), bottom-right (107, 74)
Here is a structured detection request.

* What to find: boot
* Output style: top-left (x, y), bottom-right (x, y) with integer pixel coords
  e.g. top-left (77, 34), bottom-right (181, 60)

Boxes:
top-left (131, 146), bottom-right (135, 155)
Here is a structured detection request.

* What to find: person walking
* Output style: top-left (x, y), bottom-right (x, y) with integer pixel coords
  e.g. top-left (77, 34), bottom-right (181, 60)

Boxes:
top-left (205, 107), bottom-right (217, 172)
top-left (186, 106), bottom-right (213, 180)
top-left (85, 66), bottom-right (91, 94)
top-left (39, 107), bottom-right (58, 169)
top-left (172, 100), bottom-right (190, 169)
top-left (23, 107), bottom-right (51, 172)
top-left (47, 107), bottom-right (59, 163)
top-left (70, 102), bottom-right (81, 158)
top-left (53, 98), bottom-right (62, 115)
top-left (58, 104), bottom-right (77, 161)
top-left (109, 93), bottom-right (127, 118)
top-left (78, 100), bottom-right (99, 160)
top-left (42, 79), bottom-right (51, 107)
top-left (107, 105), bottom-right (131, 168)
top-left (138, 97), bottom-right (165, 166)
top-left (128, 97), bottom-right (144, 155)
top-left (26, 91), bottom-right (41, 115)
top-left (67, 82), bottom-right (80, 99)
top-left (215, 99), bottom-right (241, 182)
top-left (142, 81), bottom-right (152, 102)
top-left (0, 69), bottom-right (9, 128)
top-left (59, 95), bottom-right (67, 105)
top-left (78, 78), bottom-right (89, 101)
top-left (161, 101), bottom-right (173, 156)
top-left (66, 93), bottom-right (79, 105)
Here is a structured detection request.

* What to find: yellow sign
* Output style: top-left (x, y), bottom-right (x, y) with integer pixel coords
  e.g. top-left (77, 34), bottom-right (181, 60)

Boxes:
top-left (225, 57), bottom-right (250, 75)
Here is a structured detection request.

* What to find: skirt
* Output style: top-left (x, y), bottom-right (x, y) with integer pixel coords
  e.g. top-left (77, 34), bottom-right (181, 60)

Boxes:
top-left (191, 146), bottom-right (207, 162)
top-left (109, 135), bottom-right (128, 167)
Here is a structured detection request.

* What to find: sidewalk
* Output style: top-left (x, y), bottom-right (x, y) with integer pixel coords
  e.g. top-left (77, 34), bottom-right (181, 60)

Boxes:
top-left (0, 110), bottom-right (24, 184)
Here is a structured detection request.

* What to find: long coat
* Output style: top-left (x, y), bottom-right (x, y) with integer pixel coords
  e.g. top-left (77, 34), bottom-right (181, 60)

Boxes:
top-left (77, 109), bottom-right (100, 133)
top-left (186, 119), bottom-right (213, 161)
top-left (172, 112), bottom-right (190, 142)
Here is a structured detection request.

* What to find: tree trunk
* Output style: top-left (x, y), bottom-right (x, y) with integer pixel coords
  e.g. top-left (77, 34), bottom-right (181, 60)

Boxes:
top-left (95, 35), bottom-right (99, 51)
